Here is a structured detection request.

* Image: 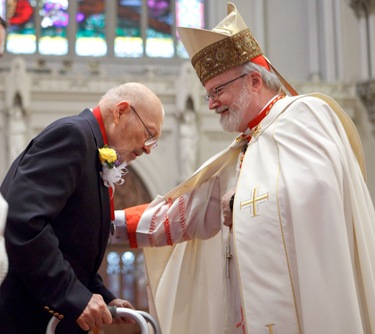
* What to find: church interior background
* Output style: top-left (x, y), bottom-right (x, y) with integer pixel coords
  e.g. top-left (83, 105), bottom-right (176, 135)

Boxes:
top-left (0, 0), bottom-right (374, 333)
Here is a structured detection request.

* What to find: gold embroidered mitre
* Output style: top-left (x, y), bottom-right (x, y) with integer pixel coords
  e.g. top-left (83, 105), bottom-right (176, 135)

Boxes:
top-left (177, 2), bottom-right (264, 86)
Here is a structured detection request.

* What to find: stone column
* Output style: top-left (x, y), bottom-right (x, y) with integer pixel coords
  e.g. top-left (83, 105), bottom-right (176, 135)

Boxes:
top-left (177, 98), bottom-right (199, 183)
top-left (348, 0), bottom-right (375, 16)
top-left (175, 62), bottom-right (202, 183)
top-left (356, 80), bottom-right (375, 135)
top-left (5, 57), bottom-right (31, 164)
top-left (348, 0), bottom-right (375, 136)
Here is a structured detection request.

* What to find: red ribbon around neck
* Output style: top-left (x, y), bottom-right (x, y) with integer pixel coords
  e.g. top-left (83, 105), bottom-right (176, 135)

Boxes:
top-left (93, 106), bottom-right (115, 222)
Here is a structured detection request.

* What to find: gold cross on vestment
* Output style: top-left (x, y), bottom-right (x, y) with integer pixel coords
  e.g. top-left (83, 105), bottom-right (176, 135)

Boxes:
top-left (240, 187), bottom-right (269, 217)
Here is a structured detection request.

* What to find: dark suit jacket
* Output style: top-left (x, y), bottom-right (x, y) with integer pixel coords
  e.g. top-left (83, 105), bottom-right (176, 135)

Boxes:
top-left (0, 109), bottom-right (116, 333)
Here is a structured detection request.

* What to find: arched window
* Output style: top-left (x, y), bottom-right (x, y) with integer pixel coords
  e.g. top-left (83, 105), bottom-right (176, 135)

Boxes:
top-left (105, 249), bottom-right (148, 310)
top-left (3, 0), bottom-right (205, 58)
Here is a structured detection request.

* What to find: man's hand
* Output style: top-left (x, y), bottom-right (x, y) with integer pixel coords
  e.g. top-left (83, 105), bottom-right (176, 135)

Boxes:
top-left (108, 298), bottom-right (136, 325)
top-left (76, 294), bottom-right (112, 331)
top-left (222, 191), bottom-right (235, 227)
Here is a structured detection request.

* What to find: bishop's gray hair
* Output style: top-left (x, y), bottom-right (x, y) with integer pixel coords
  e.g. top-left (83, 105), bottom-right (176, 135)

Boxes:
top-left (241, 61), bottom-right (282, 93)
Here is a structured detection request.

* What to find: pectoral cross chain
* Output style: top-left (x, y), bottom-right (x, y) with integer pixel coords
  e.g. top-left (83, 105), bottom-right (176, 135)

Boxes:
top-left (226, 240), bottom-right (232, 279)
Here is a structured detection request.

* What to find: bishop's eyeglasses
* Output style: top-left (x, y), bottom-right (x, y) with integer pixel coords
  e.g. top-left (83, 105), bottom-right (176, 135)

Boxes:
top-left (204, 73), bottom-right (248, 103)
top-left (130, 105), bottom-right (158, 148)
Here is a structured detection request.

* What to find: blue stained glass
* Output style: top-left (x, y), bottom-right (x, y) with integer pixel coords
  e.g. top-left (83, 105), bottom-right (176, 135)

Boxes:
top-left (40, 0), bottom-right (68, 29)
top-left (5, 0), bottom-right (206, 58)
top-left (176, 0), bottom-right (204, 58)
top-left (146, 0), bottom-right (173, 58)
top-left (115, 0), bottom-right (143, 57)
top-left (148, 0), bottom-right (170, 18)
top-left (39, 0), bottom-right (68, 55)
top-left (76, 0), bottom-right (107, 56)
top-left (107, 252), bottom-right (121, 274)
top-left (121, 251), bottom-right (135, 274)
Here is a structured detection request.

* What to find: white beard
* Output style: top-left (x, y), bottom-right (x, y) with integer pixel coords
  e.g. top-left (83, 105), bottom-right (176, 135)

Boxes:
top-left (220, 87), bottom-right (251, 132)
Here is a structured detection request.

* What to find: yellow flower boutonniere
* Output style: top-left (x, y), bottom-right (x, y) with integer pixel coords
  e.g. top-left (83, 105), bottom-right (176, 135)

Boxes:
top-left (98, 146), bottom-right (128, 192)
top-left (98, 147), bottom-right (118, 168)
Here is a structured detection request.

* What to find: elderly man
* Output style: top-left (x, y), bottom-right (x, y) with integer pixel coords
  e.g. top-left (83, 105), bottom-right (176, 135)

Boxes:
top-left (113, 3), bottom-right (375, 334)
top-left (0, 83), bottom-right (164, 333)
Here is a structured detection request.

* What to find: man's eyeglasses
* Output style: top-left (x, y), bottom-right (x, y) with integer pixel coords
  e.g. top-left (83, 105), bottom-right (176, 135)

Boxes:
top-left (130, 106), bottom-right (158, 148)
top-left (204, 73), bottom-right (248, 103)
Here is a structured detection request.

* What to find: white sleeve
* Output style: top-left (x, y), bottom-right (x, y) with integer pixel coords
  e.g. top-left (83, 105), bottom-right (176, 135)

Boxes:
top-left (109, 209), bottom-right (128, 244)
top-left (135, 176), bottom-right (222, 247)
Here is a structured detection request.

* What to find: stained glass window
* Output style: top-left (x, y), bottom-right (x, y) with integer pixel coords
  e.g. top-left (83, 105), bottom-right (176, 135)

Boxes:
top-left (176, 0), bottom-right (204, 58)
top-left (76, 0), bottom-right (106, 56)
top-left (116, 0), bottom-right (143, 58)
top-left (105, 250), bottom-right (148, 310)
top-left (3, 0), bottom-right (205, 58)
top-left (7, 0), bottom-right (36, 54)
top-left (39, 0), bottom-right (68, 55)
top-left (145, 0), bottom-right (173, 58)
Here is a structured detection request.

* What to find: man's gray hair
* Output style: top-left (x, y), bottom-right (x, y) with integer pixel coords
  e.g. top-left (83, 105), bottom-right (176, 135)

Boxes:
top-left (242, 62), bottom-right (282, 93)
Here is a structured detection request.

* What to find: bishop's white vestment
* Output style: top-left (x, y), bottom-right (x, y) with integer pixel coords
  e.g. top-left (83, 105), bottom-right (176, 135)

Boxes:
top-left (116, 94), bottom-right (375, 334)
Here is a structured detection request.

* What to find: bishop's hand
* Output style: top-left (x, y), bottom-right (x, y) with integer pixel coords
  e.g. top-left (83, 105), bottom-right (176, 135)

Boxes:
top-left (222, 190), bottom-right (235, 227)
